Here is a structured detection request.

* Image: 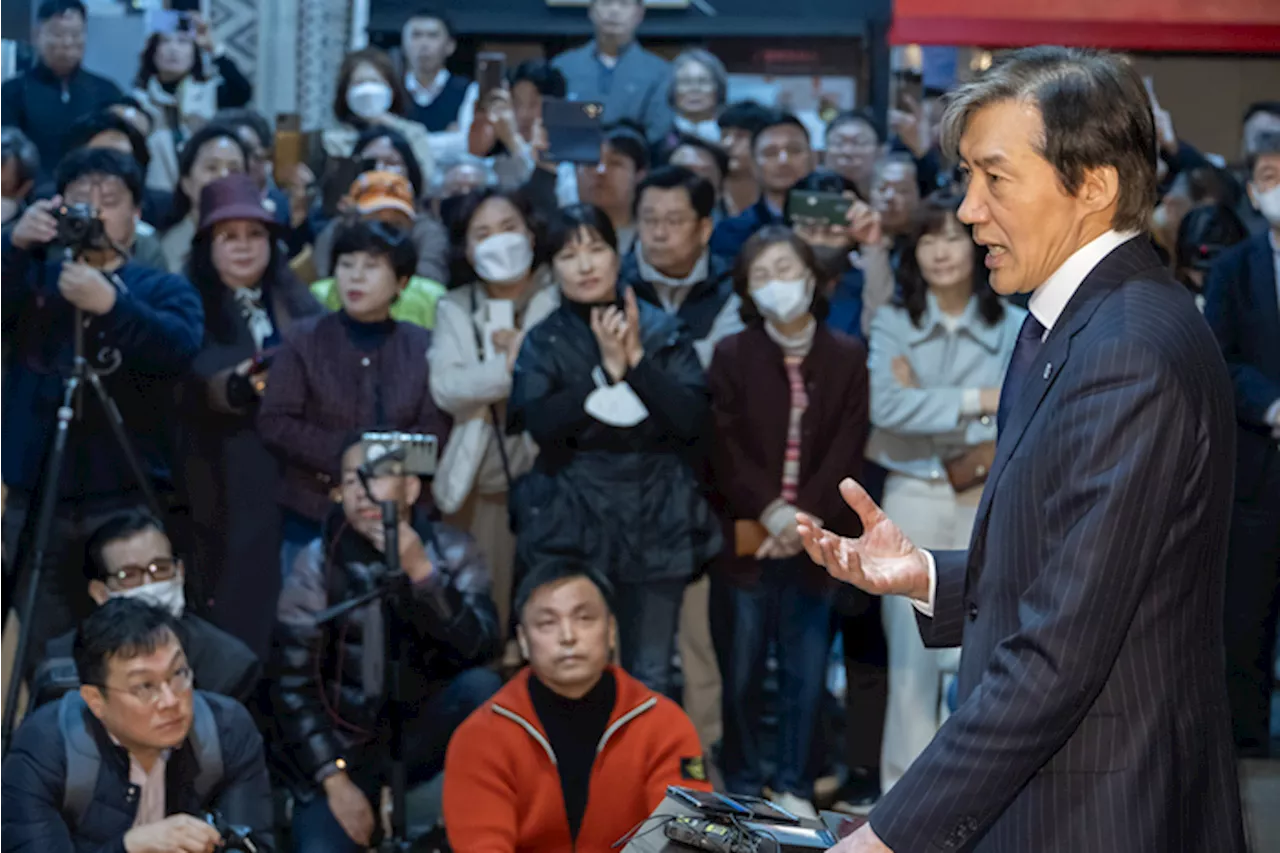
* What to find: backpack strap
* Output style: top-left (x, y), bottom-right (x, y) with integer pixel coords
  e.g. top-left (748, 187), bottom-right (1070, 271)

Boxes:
top-left (59, 692), bottom-right (102, 831)
top-left (188, 692), bottom-right (223, 803)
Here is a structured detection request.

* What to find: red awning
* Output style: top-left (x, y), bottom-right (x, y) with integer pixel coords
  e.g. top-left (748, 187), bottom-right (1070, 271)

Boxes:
top-left (890, 0), bottom-right (1280, 52)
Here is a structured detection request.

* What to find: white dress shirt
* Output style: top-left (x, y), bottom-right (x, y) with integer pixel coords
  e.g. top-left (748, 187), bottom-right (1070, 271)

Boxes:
top-left (406, 68), bottom-right (479, 165)
top-left (911, 229), bottom-right (1140, 616)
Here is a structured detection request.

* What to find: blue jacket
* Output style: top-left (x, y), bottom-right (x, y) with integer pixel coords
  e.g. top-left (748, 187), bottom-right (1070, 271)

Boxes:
top-left (1, 235), bottom-right (203, 499)
top-left (552, 40), bottom-right (673, 144)
top-left (709, 198), bottom-right (784, 262)
top-left (1, 690), bottom-right (274, 853)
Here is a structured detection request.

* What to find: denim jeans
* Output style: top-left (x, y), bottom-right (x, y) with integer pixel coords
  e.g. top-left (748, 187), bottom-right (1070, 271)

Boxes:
top-left (290, 667), bottom-right (502, 852)
top-left (279, 511), bottom-right (321, 581)
top-left (614, 579), bottom-right (687, 697)
top-left (711, 559), bottom-right (833, 798)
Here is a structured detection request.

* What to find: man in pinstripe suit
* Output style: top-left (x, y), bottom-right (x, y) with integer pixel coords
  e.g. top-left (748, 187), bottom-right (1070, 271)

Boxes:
top-left (799, 47), bottom-right (1247, 852)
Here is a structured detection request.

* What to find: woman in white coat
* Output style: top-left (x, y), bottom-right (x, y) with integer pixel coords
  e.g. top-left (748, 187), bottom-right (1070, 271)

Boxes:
top-left (428, 188), bottom-right (557, 638)
top-left (864, 192), bottom-right (1025, 794)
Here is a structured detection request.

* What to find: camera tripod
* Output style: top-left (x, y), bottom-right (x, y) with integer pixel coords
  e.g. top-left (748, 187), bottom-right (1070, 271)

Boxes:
top-left (311, 451), bottom-right (441, 851)
top-left (1, 248), bottom-right (163, 753)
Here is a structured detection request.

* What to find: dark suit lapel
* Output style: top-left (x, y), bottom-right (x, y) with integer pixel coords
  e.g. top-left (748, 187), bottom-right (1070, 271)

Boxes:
top-left (968, 238), bottom-right (1163, 567)
top-left (1248, 236), bottom-right (1280, 354)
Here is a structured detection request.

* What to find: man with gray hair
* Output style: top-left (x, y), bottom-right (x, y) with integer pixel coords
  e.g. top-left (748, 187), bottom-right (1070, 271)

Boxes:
top-left (800, 46), bottom-right (1246, 852)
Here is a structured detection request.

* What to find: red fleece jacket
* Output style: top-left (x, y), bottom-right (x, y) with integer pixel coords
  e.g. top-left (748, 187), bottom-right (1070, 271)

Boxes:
top-left (443, 665), bottom-right (712, 852)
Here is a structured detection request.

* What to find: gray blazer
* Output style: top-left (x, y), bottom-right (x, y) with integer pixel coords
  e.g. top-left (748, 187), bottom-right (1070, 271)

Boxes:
top-left (552, 40), bottom-right (673, 144)
top-left (869, 237), bottom-right (1247, 852)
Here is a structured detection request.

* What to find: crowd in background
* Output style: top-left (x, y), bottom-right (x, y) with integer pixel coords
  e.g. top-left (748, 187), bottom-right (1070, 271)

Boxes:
top-left (1, 0), bottom-right (1278, 851)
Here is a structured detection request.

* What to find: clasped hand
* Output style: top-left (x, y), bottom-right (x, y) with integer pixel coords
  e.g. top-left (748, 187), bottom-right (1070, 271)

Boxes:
top-left (590, 287), bottom-right (644, 383)
top-left (796, 478), bottom-right (932, 603)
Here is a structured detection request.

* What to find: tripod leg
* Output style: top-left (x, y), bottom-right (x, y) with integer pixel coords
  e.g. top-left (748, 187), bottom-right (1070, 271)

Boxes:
top-left (2, 378), bottom-right (79, 753)
top-left (82, 369), bottom-right (164, 518)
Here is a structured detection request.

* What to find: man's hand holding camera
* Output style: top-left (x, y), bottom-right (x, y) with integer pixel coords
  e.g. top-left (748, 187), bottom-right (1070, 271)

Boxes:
top-left (58, 261), bottom-right (117, 315)
top-left (368, 519), bottom-right (435, 583)
top-left (10, 195), bottom-right (62, 251)
top-left (123, 814), bottom-right (222, 853)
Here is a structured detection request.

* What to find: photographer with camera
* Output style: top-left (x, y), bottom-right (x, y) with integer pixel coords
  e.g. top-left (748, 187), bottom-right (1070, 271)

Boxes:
top-left (2, 146), bottom-right (203, 673)
top-left (2, 598), bottom-right (274, 853)
top-left (268, 434), bottom-right (501, 852)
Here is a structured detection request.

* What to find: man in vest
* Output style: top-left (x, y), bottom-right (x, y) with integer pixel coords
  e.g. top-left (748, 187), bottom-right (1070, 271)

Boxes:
top-left (2, 598), bottom-right (273, 852)
top-left (400, 7), bottom-right (477, 160)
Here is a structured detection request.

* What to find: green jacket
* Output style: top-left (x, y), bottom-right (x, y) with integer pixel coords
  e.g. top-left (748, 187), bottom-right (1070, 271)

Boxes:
top-left (310, 276), bottom-right (447, 330)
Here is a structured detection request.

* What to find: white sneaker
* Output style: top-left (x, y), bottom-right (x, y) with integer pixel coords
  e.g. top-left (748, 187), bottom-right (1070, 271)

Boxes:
top-left (770, 791), bottom-right (819, 820)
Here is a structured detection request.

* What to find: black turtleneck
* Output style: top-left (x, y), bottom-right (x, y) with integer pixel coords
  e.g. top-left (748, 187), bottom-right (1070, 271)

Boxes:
top-left (561, 294), bottom-right (623, 327)
top-left (340, 311), bottom-right (396, 352)
top-left (528, 670), bottom-right (617, 842)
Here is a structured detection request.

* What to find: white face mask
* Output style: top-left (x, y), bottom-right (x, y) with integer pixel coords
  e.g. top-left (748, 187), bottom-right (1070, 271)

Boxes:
top-left (346, 81), bottom-right (393, 121)
top-left (751, 277), bottom-right (813, 325)
top-left (111, 577), bottom-right (186, 619)
top-left (473, 231), bottom-right (534, 283)
top-left (584, 366), bottom-right (650, 428)
top-left (1252, 183), bottom-right (1280, 227)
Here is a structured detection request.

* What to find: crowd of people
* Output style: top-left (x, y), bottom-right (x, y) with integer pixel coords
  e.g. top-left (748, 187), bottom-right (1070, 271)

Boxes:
top-left (1, 0), bottom-right (1278, 851)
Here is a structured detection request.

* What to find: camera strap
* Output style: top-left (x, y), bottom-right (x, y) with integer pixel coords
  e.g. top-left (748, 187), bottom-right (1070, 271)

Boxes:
top-left (469, 285), bottom-right (515, 489)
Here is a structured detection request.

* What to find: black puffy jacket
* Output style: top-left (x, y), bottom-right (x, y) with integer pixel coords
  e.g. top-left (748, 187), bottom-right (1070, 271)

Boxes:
top-left (267, 508), bottom-right (499, 793)
top-left (507, 299), bottom-right (722, 584)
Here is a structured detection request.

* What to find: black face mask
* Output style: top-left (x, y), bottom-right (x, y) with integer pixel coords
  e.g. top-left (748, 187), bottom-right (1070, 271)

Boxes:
top-left (810, 244), bottom-right (851, 284)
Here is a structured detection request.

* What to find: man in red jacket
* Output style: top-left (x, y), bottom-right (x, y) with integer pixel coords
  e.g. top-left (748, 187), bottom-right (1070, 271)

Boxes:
top-left (444, 565), bottom-right (712, 851)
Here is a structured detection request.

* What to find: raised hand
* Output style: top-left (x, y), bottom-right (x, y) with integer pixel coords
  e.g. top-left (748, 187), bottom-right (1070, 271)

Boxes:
top-left (621, 286), bottom-right (645, 368)
top-left (796, 478), bottom-right (931, 602)
top-left (590, 304), bottom-right (629, 382)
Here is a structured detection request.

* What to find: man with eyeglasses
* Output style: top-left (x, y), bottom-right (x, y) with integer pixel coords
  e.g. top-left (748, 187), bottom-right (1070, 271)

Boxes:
top-left (710, 110), bottom-right (815, 261)
top-left (2, 598), bottom-right (274, 852)
top-left (33, 509), bottom-right (261, 709)
top-left (0, 0), bottom-right (124, 189)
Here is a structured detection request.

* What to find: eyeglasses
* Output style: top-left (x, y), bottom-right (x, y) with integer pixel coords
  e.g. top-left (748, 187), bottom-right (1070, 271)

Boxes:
top-left (97, 665), bottom-right (195, 706)
top-left (103, 557), bottom-right (182, 591)
top-left (639, 214), bottom-right (697, 231)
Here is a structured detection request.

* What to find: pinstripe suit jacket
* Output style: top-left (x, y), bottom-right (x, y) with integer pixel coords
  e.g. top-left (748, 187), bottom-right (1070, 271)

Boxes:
top-left (869, 237), bottom-right (1248, 853)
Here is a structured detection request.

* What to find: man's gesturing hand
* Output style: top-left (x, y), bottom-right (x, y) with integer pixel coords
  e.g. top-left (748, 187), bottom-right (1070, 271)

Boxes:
top-left (796, 478), bottom-right (931, 603)
top-left (123, 814), bottom-right (222, 853)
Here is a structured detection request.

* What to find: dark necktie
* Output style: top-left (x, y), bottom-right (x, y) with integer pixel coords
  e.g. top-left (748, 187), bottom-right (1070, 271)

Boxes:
top-left (997, 313), bottom-right (1047, 434)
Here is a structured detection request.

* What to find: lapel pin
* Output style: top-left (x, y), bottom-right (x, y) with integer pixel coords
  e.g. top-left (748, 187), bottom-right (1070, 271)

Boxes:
top-left (1043, 363), bottom-right (1053, 379)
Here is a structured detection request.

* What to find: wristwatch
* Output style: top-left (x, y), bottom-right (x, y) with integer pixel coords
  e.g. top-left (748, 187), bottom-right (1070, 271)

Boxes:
top-left (314, 757), bottom-right (348, 784)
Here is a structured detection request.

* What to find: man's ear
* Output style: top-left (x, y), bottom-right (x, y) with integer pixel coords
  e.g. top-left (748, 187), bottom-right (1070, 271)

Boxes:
top-left (608, 614), bottom-right (618, 658)
top-left (1078, 164), bottom-right (1120, 218)
top-left (88, 580), bottom-right (110, 606)
top-left (515, 625), bottom-right (530, 660)
top-left (697, 217), bottom-right (714, 247)
top-left (79, 684), bottom-right (107, 720)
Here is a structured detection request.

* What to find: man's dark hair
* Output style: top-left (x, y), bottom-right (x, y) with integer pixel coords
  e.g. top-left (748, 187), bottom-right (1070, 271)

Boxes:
top-left (37, 0), bottom-right (85, 22)
top-left (354, 125), bottom-right (426, 199)
top-left (331, 218), bottom-right (420, 280)
top-left (509, 59), bottom-right (566, 99)
top-left (634, 165), bottom-right (716, 220)
top-left (67, 110), bottom-right (151, 172)
top-left (784, 169), bottom-right (863, 222)
top-left (939, 46), bottom-right (1157, 233)
top-left (84, 508), bottom-right (167, 581)
top-left (1246, 132), bottom-right (1280, 177)
top-left (215, 108), bottom-right (274, 152)
top-left (73, 598), bottom-right (180, 689)
top-left (55, 147), bottom-right (143, 207)
top-left (514, 563), bottom-right (617, 623)
top-left (1242, 101), bottom-right (1280, 128)
top-left (751, 110), bottom-right (811, 153)
top-left (171, 123), bottom-right (249, 224)
top-left (826, 109), bottom-right (881, 145)
top-left (603, 123), bottom-right (650, 174)
top-left (661, 133), bottom-right (729, 185)
top-left (545, 203), bottom-right (618, 260)
top-left (2, 127), bottom-right (41, 188)
top-left (405, 6), bottom-right (456, 38)
top-left (1175, 204), bottom-right (1248, 276)
top-left (718, 100), bottom-right (772, 135)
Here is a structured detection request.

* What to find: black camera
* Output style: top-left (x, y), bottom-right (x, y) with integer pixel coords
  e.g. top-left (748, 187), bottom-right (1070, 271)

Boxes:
top-left (203, 811), bottom-right (258, 852)
top-left (53, 203), bottom-right (108, 255)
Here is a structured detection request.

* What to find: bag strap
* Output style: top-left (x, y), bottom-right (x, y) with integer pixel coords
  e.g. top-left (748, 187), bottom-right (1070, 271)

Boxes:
top-left (59, 692), bottom-right (102, 831)
top-left (469, 286), bottom-right (515, 489)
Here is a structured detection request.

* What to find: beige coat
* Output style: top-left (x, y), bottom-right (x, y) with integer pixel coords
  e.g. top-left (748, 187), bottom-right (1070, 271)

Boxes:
top-left (428, 275), bottom-right (558, 514)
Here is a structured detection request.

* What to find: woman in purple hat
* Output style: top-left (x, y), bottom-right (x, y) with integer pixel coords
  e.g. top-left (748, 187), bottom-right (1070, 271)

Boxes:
top-left (176, 172), bottom-right (322, 658)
